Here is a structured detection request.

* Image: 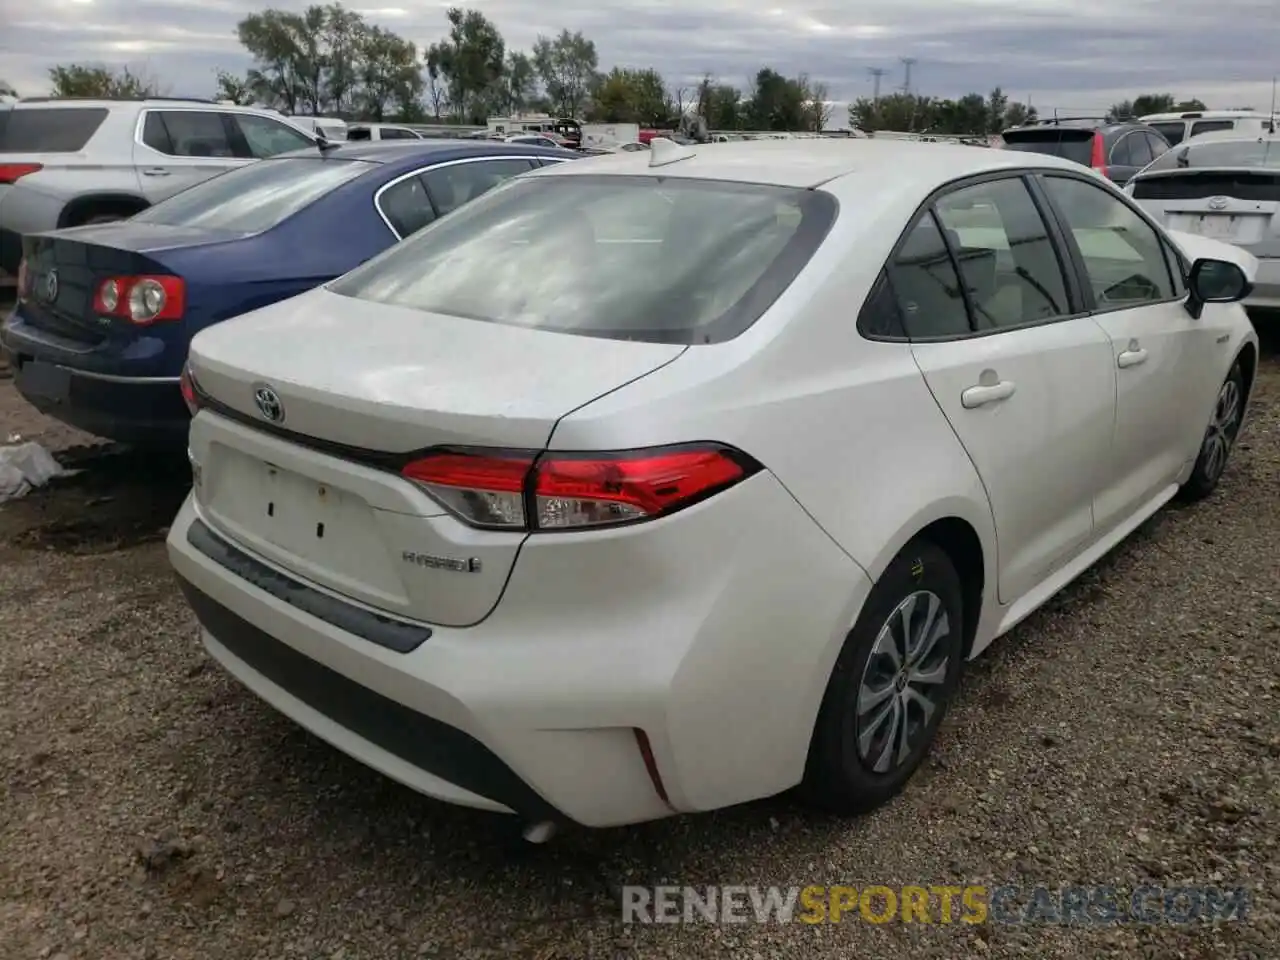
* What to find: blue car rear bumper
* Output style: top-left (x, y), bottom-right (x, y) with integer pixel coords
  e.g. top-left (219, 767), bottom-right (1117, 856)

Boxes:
top-left (2, 312), bottom-right (190, 448)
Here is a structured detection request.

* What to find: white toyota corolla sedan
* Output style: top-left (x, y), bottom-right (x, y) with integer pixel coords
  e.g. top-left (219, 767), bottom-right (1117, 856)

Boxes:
top-left (168, 137), bottom-right (1259, 835)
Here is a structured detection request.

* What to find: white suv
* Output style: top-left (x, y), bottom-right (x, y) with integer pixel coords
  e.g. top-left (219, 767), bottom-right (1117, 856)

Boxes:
top-left (0, 97), bottom-right (319, 276)
top-left (1140, 110), bottom-right (1277, 148)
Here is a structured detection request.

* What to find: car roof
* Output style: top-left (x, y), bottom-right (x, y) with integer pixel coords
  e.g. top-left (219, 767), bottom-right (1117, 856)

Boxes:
top-left (274, 139), bottom-right (578, 165)
top-left (530, 137), bottom-right (1088, 189)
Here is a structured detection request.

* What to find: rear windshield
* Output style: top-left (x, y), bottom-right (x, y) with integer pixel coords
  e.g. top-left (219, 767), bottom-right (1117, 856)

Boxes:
top-left (1000, 129), bottom-right (1095, 166)
top-left (0, 107), bottom-right (108, 152)
top-left (132, 157), bottom-right (373, 233)
top-left (328, 174), bottom-right (837, 345)
top-left (1144, 138), bottom-right (1280, 174)
top-left (1148, 122), bottom-right (1185, 147)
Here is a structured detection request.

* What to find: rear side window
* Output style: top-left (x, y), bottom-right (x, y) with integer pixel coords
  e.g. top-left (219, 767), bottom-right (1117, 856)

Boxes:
top-left (143, 111), bottom-right (235, 158)
top-left (422, 158), bottom-right (536, 216)
top-left (329, 175), bottom-right (837, 345)
top-left (377, 174), bottom-right (437, 238)
top-left (381, 127), bottom-right (417, 140)
top-left (885, 212), bottom-right (971, 338)
top-left (1144, 138), bottom-right (1280, 173)
top-left (1189, 119), bottom-right (1236, 138)
top-left (131, 157), bottom-right (374, 233)
top-left (0, 107), bottom-right (107, 152)
top-left (1000, 129), bottom-right (1095, 166)
top-left (1148, 122), bottom-right (1186, 147)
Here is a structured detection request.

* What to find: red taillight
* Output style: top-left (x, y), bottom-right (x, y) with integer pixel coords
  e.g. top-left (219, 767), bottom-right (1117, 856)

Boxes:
top-left (179, 363), bottom-right (200, 416)
top-left (401, 443), bottom-right (760, 532)
top-left (92, 275), bottom-right (185, 324)
top-left (1090, 132), bottom-right (1108, 177)
top-left (0, 163), bottom-right (43, 185)
top-left (15, 258), bottom-right (29, 301)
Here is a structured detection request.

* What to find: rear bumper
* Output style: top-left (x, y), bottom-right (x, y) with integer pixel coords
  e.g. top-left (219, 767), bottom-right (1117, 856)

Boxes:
top-left (166, 469), bottom-right (870, 828)
top-left (4, 352), bottom-right (188, 446)
top-left (1245, 258), bottom-right (1280, 311)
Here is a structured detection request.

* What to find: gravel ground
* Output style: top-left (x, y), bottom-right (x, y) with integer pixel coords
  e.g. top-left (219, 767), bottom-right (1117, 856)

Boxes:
top-left (2, 308), bottom-right (1279, 960)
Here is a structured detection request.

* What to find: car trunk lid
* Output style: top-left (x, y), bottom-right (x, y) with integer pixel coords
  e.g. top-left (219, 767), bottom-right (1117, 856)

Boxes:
top-left (18, 224), bottom-right (245, 345)
top-left (186, 287), bottom-right (687, 626)
top-left (1131, 170), bottom-right (1280, 250)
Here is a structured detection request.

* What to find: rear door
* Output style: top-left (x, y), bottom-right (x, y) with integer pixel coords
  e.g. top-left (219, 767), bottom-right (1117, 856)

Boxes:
top-left (899, 173), bottom-right (1116, 602)
top-left (133, 109), bottom-right (249, 203)
top-left (0, 106), bottom-right (122, 216)
top-left (1038, 173), bottom-right (1214, 531)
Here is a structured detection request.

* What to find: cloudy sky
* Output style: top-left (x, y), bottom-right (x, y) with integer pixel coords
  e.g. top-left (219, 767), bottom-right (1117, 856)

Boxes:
top-left (2, 0), bottom-right (1278, 119)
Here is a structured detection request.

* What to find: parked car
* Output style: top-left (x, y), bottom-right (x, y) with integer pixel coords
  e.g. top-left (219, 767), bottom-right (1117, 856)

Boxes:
top-left (0, 97), bottom-right (322, 277)
top-left (165, 138), bottom-right (1258, 834)
top-left (504, 133), bottom-right (568, 149)
top-left (0, 140), bottom-right (580, 447)
top-left (1125, 134), bottom-right (1280, 311)
top-left (1139, 110), bottom-right (1277, 148)
top-left (347, 123), bottom-right (424, 142)
top-left (287, 116), bottom-right (349, 141)
top-left (999, 118), bottom-right (1171, 185)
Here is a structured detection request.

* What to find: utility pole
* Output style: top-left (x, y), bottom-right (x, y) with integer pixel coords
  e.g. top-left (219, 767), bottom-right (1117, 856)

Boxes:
top-left (900, 58), bottom-right (916, 96)
top-left (868, 67), bottom-right (887, 104)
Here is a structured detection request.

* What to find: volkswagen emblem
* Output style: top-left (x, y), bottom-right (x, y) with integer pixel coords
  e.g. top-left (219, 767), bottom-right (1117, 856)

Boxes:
top-left (43, 269), bottom-right (58, 302)
top-left (1207, 196), bottom-right (1230, 211)
top-left (252, 384), bottom-right (285, 423)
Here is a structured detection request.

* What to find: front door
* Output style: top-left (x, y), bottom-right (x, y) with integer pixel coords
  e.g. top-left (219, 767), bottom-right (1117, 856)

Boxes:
top-left (891, 175), bottom-right (1117, 603)
top-left (134, 109), bottom-right (249, 204)
top-left (1038, 174), bottom-right (1214, 532)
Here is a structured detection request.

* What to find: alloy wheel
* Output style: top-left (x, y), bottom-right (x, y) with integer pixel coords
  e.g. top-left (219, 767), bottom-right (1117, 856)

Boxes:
top-left (855, 590), bottom-right (953, 774)
top-left (1201, 378), bottom-right (1242, 483)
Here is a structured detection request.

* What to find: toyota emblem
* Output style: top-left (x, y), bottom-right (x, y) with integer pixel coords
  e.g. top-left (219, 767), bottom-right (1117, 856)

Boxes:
top-left (253, 384), bottom-right (285, 423)
top-left (43, 269), bottom-right (58, 302)
top-left (1207, 196), bottom-right (1230, 211)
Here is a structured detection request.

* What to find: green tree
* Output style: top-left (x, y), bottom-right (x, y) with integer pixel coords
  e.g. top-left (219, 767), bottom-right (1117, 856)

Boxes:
top-left (804, 78), bottom-right (832, 132)
top-left (745, 68), bottom-right (809, 131)
top-left (214, 70), bottom-right (255, 104)
top-left (1131, 93), bottom-right (1177, 116)
top-left (1002, 101), bottom-right (1036, 129)
top-left (589, 67), bottom-right (671, 125)
top-left (48, 64), bottom-right (161, 99)
top-left (533, 29), bottom-right (599, 118)
top-left (426, 8), bottom-right (506, 123)
top-left (986, 87), bottom-right (1009, 133)
top-left (696, 76), bottom-right (743, 130)
top-left (358, 24), bottom-right (422, 121)
top-left (321, 3), bottom-right (367, 113)
top-left (237, 9), bottom-right (308, 112)
top-left (498, 51), bottom-right (536, 115)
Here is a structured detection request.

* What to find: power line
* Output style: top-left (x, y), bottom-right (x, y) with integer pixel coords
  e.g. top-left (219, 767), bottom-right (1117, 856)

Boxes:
top-left (868, 67), bottom-right (888, 103)
top-left (900, 58), bottom-right (916, 96)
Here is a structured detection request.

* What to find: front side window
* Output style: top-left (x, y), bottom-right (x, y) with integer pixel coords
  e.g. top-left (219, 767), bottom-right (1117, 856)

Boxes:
top-left (233, 114), bottom-right (314, 158)
top-left (329, 174), bottom-right (837, 345)
top-left (131, 158), bottom-right (373, 233)
top-left (933, 177), bottom-right (1071, 329)
top-left (143, 111), bottom-right (235, 158)
top-left (1041, 175), bottom-right (1175, 307)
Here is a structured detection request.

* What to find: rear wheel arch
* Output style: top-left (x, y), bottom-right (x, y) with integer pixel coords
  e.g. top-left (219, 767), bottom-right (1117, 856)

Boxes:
top-left (58, 193), bottom-right (150, 229)
top-left (1236, 341), bottom-right (1257, 410)
top-left (915, 517), bottom-right (985, 658)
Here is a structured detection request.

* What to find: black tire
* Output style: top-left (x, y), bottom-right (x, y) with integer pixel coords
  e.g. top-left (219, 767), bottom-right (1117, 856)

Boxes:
top-left (801, 539), bottom-right (965, 815)
top-left (1178, 361), bottom-right (1246, 503)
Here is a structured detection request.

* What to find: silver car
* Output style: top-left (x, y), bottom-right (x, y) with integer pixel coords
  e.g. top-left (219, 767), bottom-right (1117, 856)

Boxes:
top-left (0, 97), bottom-right (319, 276)
top-left (1125, 135), bottom-right (1280, 310)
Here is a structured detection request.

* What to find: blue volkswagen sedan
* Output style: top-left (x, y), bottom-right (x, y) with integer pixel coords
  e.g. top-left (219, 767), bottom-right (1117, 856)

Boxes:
top-left (0, 139), bottom-right (580, 447)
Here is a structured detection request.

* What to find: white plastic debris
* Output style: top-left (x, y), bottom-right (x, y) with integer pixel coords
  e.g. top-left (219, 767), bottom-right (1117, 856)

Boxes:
top-left (0, 442), bottom-right (70, 503)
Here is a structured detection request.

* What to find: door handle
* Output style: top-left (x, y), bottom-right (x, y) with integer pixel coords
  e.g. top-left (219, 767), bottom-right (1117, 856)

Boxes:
top-left (140, 167), bottom-right (171, 177)
top-left (1117, 348), bottom-right (1148, 368)
top-left (961, 380), bottom-right (1016, 409)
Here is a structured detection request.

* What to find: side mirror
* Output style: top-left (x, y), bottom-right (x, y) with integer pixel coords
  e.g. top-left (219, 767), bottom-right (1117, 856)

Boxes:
top-left (1185, 257), bottom-right (1252, 319)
